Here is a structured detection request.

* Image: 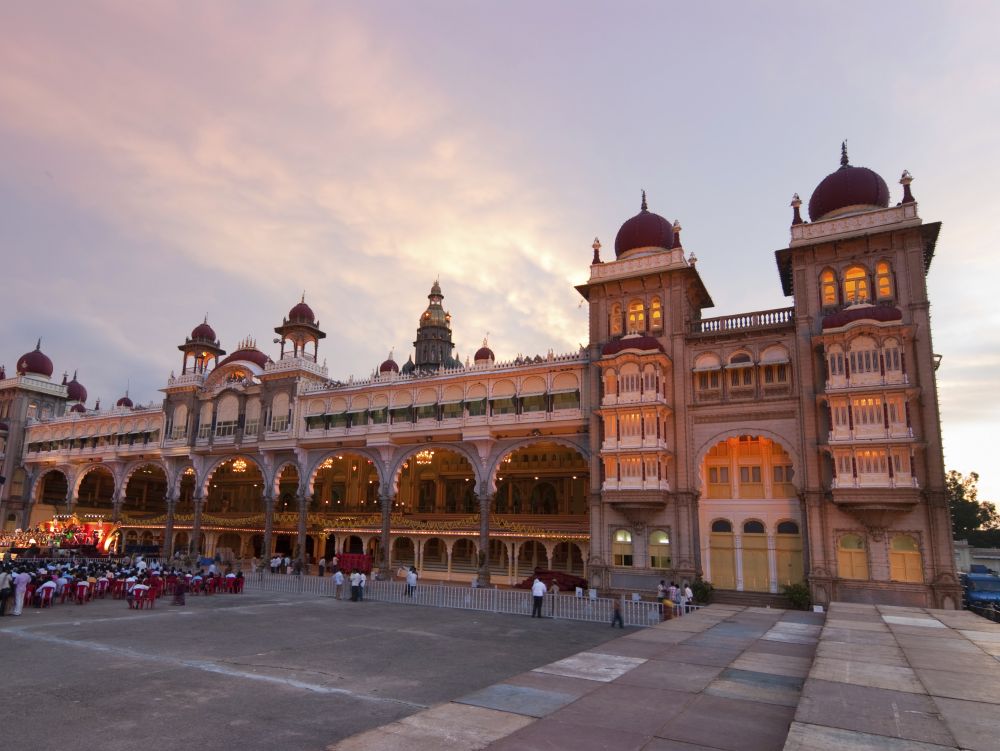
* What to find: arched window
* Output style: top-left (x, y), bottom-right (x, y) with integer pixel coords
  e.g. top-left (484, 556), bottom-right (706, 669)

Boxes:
top-left (776, 521), bottom-right (799, 535)
top-left (649, 297), bottom-right (663, 331)
top-left (711, 519), bottom-right (733, 533)
top-left (743, 520), bottom-right (766, 534)
top-left (612, 529), bottom-right (633, 566)
top-left (609, 303), bottom-right (623, 336)
top-left (649, 529), bottom-right (670, 568)
top-left (837, 534), bottom-right (869, 580)
top-left (844, 266), bottom-right (870, 305)
top-left (876, 261), bottom-right (893, 300)
top-left (820, 269), bottom-right (837, 307)
top-left (889, 534), bottom-right (923, 583)
top-left (627, 299), bottom-right (646, 334)
top-left (728, 353), bottom-right (754, 388)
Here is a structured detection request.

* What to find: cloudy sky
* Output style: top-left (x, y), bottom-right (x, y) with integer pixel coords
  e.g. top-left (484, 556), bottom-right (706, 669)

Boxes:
top-left (1, 2), bottom-right (997, 498)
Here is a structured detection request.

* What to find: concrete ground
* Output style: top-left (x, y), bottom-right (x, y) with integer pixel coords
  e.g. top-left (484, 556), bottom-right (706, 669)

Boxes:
top-left (0, 589), bottom-right (622, 751)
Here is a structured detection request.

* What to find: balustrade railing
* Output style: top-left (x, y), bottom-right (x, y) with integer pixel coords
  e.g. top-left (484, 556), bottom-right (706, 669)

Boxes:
top-left (690, 307), bottom-right (794, 335)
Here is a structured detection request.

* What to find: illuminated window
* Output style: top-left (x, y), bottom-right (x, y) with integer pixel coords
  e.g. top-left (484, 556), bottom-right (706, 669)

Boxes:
top-left (609, 303), bottom-right (623, 336)
top-left (612, 529), bottom-right (634, 566)
top-left (844, 266), bottom-right (870, 304)
top-left (650, 297), bottom-right (663, 331)
top-left (627, 300), bottom-right (646, 333)
top-left (649, 529), bottom-right (671, 568)
top-left (838, 534), bottom-right (869, 580)
top-left (889, 535), bottom-right (923, 583)
top-left (820, 269), bottom-right (837, 307)
top-left (876, 262), bottom-right (893, 299)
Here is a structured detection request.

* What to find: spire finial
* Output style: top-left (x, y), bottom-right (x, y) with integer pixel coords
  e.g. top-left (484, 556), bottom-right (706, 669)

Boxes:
top-left (899, 170), bottom-right (915, 204)
top-left (204, 314), bottom-right (208, 324)
top-left (72, 369), bottom-right (78, 379)
top-left (591, 237), bottom-right (602, 264)
top-left (640, 189), bottom-right (648, 211)
top-left (840, 140), bottom-right (849, 168)
top-left (35, 337), bottom-right (41, 351)
top-left (301, 290), bottom-right (305, 303)
top-left (790, 193), bottom-right (803, 225)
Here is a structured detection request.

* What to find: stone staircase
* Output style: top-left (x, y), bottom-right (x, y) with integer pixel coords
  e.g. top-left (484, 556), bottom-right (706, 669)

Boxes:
top-left (710, 589), bottom-right (794, 609)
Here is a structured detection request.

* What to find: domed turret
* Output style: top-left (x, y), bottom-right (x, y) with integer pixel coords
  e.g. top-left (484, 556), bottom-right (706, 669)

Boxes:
top-left (65, 370), bottom-right (87, 403)
top-left (218, 336), bottom-right (270, 368)
top-left (287, 295), bottom-right (316, 324)
top-left (474, 337), bottom-right (495, 365)
top-left (17, 340), bottom-right (54, 378)
top-left (614, 191), bottom-right (675, 258)
top-left (379, 351), bottom-right (399, 374)
top-left (808, 143), bottom-right (890, 222)
top-left (70, 403), bottom-right (87, 414)
top-left (116, 392), bottom-right (134, 409)
top-left (190, 317), bottom-right (218, 342)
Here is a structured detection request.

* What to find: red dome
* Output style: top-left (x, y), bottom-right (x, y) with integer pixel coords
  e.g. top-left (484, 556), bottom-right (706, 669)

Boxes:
top-left (116, 394), bottom-right (134, 409)
top-left (191, 319), bottom-right (217, 341)
top-left (66, 371), bottom-right (87, 403)
top-left (601, 335), bottom-right (665, 356)
top-left (69, 403), bottom-right (87, 414)
top-left (808, 145), bottom-right (890, 221)
top-left (614, 193), bottom-right (674, 258)
top-left (474, 346), bottom-right (495, 363)
top-left (288, 300), bottom-right (315, 323)
top-left (17, 342), bottom-right (54, 378)
top-left (379, 357), bottom-right (399, 374)
top-left (219, 347), bottom-right (269, 369)
top-left (822, 305), bottom-right (902, 330)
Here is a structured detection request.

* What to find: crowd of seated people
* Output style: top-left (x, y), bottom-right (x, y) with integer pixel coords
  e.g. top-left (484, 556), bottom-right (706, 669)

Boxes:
top-left (0, 556), bottom-right (244, 615)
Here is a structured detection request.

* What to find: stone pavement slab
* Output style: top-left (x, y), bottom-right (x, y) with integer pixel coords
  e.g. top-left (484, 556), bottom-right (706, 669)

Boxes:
top-left (614, 659), bottom-right (723, 693)
top-left (915, 666), bottom-right (1000, 703)
top-left (501, 669), bottom-right (605, 698)
top-left (532, 650), bottom-right (646, 682)
top-left (658, 693), bottom-right (796, 751)
top-left (783, 722), bottom-right (958, 750)
top-left (705, 667), bottom-right (804, 707)
top-left (933, 697), bottom-right (1000, 751)
top-left (731, 650), bottom-right (813, 678)
top-left (794, 679), bottom-right (956, 746)
top-left (488, 716), bottom-right (650, 751)
top-left (546, 682), bottom-right (692, 735)
top-left (815, 640), bottom-right (908, 667)
top-left (809, 656), bottom-right (925, 694)
top-left (455, 682), bottom-right (578, 718)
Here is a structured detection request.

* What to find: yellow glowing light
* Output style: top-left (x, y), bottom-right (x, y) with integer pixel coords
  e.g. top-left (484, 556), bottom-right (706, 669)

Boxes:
top-left (232, 458), bottom-right (248, 473)
top-left (321, 458), bottom-right (334, 469)
top-left (415, 449), bottom-right (434, 465)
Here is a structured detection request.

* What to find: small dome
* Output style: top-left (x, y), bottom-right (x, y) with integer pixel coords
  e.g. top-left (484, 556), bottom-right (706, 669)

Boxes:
top-left (69, 403), bottom-right (87, 414)
top-left (288, 296), bottom-right (315, 324)
top-left (17, 340), bottom-right (54, 378)
top-left (808, 144), bottom-right (890, 222)
top-left (191, 318), bottom-right (217, 342)
top-left (822, 305), bottom-right (902, 330)
top-left (614, 192), bottom-right (675, 258)
top-left (0, 421), bottom-right (8, 430)
top-left (116, 394), bottom-right (134, 409)
top-left (601, 334), bottom-right (665, 357)
top-left (65, 371), bottom-right (87, 403)
top-left (379, 355), bottom-right (399, 373)
top-left (474, 345), bottom-right (495, 364)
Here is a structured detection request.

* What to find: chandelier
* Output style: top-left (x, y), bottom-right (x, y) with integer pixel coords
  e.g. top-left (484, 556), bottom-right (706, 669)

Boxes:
top-left (183, 467), bottom-right (195, 476)
top-left (415, 449), bottom-right (434, 465)
top-left (231, 458), bottom-right (248, 473)
top-left (320, 457), bottom-right (334, 469)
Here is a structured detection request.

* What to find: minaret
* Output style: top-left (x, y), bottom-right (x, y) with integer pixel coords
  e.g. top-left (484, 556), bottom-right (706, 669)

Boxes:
top-left (409, 280), bottom-right (460, 372)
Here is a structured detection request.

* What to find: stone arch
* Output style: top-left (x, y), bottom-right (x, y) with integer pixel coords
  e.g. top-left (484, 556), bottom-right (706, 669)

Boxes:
top-left (693, 429), bottom-right (801, 494)
top-left (29, 466), bottom-right (72, 505)
top-left (199, 454), bottom-right (268, 497)
top-left (388, 443), bottom-right (483, 497)
top-left (305, 447), bottom-right (387, 496)
top-left (72, 463), bottom-right (119, 499)
top-left (120, 459), bottom-right (169, 493)
top-left (485, 436), bottom-right (589, 496)
top-left (271, 458), bottom-right (304, 499)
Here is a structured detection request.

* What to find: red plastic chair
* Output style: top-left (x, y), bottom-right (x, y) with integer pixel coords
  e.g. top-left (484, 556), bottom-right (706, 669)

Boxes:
top-left (189, 579), bottom-right (202, 595)
top-left (233, 577), bottom-right (244, 593)
top-left (132, 589), bottom-right (154, 609)
top-left (111, 580), bottom-right (126, 600)
top-left (38, 587), bottom-right (55, 608)
top-left (60, 582), bottom-right (75, 604)
top-left (164, 575), bottom-right (177, 594)
top-left (95, 579), bottom-right (110, 599)
top-left (75, 582), bottom-right (89, 604)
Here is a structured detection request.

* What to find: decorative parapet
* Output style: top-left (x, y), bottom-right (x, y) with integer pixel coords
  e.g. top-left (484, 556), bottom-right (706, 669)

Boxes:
top-left (0, 374), bottom-right (69, 398)
top-left (265, 356), bottom-right (328, 377)
top-left (587, 249), bottom-right (688, 283)
top-left (790, 203), bottom-right (920, 246)
top-left (165, 372), bottom-right (206, 389)
top-left (688, 307), bottom-right (794, 336)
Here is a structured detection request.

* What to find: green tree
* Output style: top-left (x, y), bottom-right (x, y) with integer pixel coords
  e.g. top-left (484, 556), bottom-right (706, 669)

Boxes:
top-left (947, 470), bottom-right (999, 539)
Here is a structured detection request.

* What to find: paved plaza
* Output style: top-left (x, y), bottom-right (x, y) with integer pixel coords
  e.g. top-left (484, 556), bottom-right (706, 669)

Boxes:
top-left (4, 591), bottom-right (1000, 750)
top-left (0, 589), bottom-right (621, 750)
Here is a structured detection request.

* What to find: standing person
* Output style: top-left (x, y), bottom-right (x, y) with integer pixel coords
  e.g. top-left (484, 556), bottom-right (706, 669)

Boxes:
top-left (12, 568), bottom-right (31, 616)
top-left (172, 574), bottom-right (187, 606)
top-left (683, 582), bottom-right (694, 613)
top-left (548, 579), bottom-right (560, 616)
top-left (0, 567), bottom-right (12, 616)
top-left (677, 582), bottom-right (689, 615)
top-left (333, 568), bottom-right (345, 600)
top-left (611, 598), bottom-right (624, 628)
top-left (318, 557), bottom-right (326, 577)
top-left (531, 577), bottom-right (546, 618)
top-left (283, 555), bottom-right (291, 574)
top-left (359, 570), bottom-right (367, 601)
top-left (406, 566), bottom-right (418, 597)
top-left (349, 570), bottom-right (361, 601)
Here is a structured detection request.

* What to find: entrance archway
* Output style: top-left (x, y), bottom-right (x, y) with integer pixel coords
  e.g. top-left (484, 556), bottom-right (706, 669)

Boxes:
top-left (709, 519), bottom-right (736, 589)
top-left (122, 464), bottom-right (168, 513)
top-left (741, 520), bottom-right (769, 591)
top-left (76, 466), bottom-right (115, 510)
top-left (492, 441), bottom-right (588, 516)
top-left (312, 453), bottom-right (380, 513)
top-left (205, 457), bottom-right (265, 514)
top-left (394, 448), bottom-right (475, 514)
top-left (776, 521), bottom-right (804, 586)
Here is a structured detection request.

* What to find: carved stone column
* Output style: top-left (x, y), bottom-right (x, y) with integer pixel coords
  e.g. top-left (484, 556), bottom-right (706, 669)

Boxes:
top-left (379, 491), bottom-right (392, 577)
top-left (296, 495), bottom-right (308, 567)
top-left (263, 494), bottom-right (275, 561)
top-left (163, 495), bottom-right (177, 559)
top-left (190, 496), bottom-right (205, 556)
top-left (477, 493), bottom-right (491, 585)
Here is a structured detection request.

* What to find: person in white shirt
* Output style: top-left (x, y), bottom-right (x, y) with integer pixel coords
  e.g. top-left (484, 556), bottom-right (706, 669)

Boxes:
top-left (358, 571), bottom-right (367, 601)
top-left (333, 569), bottom-right (345, 600)
top-left (35, 578), bottom-right (57, 606)
top-left (406, 567), bottom-right (418, 597)
top-left (349, 570), bottom-right (361, 601)
top-left (531, 578), bottom-right (546, 618)
top-left (683, 583), bottom-right (694, 613)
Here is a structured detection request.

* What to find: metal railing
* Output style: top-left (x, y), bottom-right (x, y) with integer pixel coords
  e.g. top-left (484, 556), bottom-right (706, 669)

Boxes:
top-left (244, 573), bottom-right (700, 627)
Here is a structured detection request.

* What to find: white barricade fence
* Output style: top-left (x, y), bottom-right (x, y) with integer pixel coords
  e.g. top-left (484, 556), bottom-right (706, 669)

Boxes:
top-left (244, 572), bottom-right (702, 627)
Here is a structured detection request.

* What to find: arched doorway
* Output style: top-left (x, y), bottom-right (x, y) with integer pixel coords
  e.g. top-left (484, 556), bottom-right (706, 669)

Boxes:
top-left (36, 469), bottom-right (69, 508)
top-left (775, 521), bottom-right (804, 586)
top-left (206, 457), bottom-right (265, 514)
top-left (451, 538), bottom-right (477, 573)
top-left (709, 519), bottom-right (736, 589)
top-left (216, 531), bottom-right (242, 560)
top-left (312, 453), bottom-right (380, 513)
top-left (493, 442), bottom-right (588, 517)
top-left (551, 542), bottom-right (584, 576)
top-left (741, 520), bottom-right (769, 592)
top-left (395, 448), bottom-right (475, 515)
top-left (122, 464), bottom-right (168, 514)
top-left (393, 537), bottom-right (415, 567)
top-left (76, 466), bottom-right (115, 511)
top-left (518, 540), bottom-right (548, 573)
top-left (422, 537), bottom-right (447, 573)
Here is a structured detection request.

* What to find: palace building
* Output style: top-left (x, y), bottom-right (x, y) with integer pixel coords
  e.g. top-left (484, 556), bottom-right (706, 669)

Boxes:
top-left (0, 146), bottom-right (962, 608)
